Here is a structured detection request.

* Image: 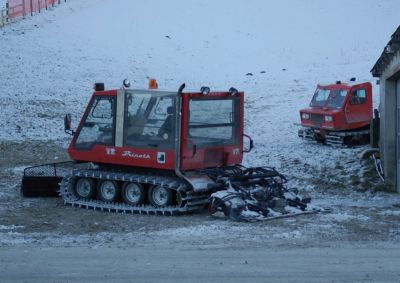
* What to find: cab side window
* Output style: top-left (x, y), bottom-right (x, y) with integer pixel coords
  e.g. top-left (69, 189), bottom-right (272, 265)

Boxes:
top-left (124, 92), bottom-right (175, 149)
top-left (74, 97), bottom-right (115, 149)
top-left (350, 89), bottom-right (366, 105)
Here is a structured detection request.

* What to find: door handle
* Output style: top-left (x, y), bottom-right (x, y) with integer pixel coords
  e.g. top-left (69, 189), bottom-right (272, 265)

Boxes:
top-left (184, 139), bottom-right (197, 159)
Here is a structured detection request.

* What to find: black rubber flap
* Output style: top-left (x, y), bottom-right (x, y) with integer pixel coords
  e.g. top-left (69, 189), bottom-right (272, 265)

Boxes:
top-left (21, 176), bottom-right (62, 197)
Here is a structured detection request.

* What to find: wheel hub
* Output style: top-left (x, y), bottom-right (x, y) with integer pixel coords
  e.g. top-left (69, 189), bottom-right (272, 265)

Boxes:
top-left (125, 184), bottom-right (141, 203)
top-left (152, 187), bottom-right (168, 206)
top-left (76, 179), bottom-right (91, 198)
top-left (100, 181), bottom-right (116, 200)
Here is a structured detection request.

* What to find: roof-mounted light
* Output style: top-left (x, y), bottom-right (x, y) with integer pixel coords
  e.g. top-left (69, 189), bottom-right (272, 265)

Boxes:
top-left (93, 82), bottom-right (105, 91)
top-left (148, 78), bottom-right (158, 89)
top-left (229, 87), bottom-right (238, 96)
top-left (350, 77), bottom-right (356, 82)
top-left (122, 79), bottom-right (131, 89)
top-left (200, 86), bottom-right (210, 96)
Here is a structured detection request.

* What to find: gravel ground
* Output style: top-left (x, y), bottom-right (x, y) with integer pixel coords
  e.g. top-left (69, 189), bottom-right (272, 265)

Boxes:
top-left (1, 245), bottom-right (400, 283)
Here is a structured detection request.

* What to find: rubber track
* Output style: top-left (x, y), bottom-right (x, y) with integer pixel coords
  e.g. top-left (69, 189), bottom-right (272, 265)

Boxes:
top-left (59, 169), bottom-right (209, 215)
top-left (299, 127), bottom-right (369, 146)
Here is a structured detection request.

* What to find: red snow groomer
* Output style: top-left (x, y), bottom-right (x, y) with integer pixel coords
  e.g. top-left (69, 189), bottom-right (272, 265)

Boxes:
top-left (21, 79), bottom-right (313, 220)
top-left (298, 80), bottom-right (372, 146)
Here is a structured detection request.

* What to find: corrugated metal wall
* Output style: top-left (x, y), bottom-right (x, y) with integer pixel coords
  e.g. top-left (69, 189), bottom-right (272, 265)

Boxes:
top-left (397, 78), bottom-right (400, 192)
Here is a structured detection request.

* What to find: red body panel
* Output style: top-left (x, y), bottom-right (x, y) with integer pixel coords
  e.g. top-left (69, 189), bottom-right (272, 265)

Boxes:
top-left (299, 82), bottom-right (372, 131)
top-left (68, 89), bottom-right (244, 172)
top-left (69, 145), bottom-right (176, 170)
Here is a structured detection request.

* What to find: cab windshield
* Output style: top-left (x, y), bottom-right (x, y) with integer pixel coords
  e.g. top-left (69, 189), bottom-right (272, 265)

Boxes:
top-left (310, 88), bottom-right (348, 109)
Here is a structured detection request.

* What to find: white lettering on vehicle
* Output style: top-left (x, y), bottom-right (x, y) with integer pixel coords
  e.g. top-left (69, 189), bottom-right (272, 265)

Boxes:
top-left (232, 148), bottom-right (240, 155)
top-left (105, 148), bottom-right (116, 155)
top-left (122, 150), bottom-right (151, 159)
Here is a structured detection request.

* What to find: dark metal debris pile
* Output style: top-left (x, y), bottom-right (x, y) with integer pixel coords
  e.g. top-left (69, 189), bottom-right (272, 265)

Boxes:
top-left (208, 167), bottom-right (325, 222)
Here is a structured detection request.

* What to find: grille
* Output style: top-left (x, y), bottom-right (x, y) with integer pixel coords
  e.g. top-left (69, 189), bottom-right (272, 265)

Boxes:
top-left (311, 114), bottom-right (324, 124)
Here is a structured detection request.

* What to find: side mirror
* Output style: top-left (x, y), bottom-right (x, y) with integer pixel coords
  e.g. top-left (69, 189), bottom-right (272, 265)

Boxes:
top-left (64, 114), bottom-right (74, 135)
top-left (64, 114), bottom-right (71, 131)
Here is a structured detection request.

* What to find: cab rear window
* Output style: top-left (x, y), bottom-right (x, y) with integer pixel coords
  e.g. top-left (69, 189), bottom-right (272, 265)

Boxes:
top-left (188, 98), bottom-right (240, 147)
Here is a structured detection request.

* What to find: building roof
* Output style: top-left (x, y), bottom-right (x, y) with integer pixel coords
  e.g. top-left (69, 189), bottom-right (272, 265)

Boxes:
top-left (371, 25), bottom-right (400, 77)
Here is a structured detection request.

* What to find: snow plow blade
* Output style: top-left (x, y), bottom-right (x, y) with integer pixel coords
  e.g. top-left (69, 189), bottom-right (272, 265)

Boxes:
top-left (21, 176), bottom-right (62, 197)
top-left (21, 161), bottom-right (76, 197)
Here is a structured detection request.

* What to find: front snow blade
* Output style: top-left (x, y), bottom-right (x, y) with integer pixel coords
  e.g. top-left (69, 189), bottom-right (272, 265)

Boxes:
top-left (21, 161), bottom-right (77, 197)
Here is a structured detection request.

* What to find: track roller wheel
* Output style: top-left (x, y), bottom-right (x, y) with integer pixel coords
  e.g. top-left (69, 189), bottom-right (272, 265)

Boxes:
top-left (74, 178), bottom-right (96, 199)
top-left (121, 182), bottom-right (145, 205)
top-left (97, 180), bottom-right (120, 202)
top-left (148, 186), bottom-right (172, 207)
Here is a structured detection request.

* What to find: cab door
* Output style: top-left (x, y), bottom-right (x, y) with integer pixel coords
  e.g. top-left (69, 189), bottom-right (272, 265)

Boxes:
top-left (345, 83), bottom-right (372, 125)
top-left (180, 93), bottom-right (244, 171)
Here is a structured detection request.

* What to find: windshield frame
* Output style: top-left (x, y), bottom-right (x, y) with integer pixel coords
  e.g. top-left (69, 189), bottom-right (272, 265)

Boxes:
top-left (310, 87), bottom-right (349, 109)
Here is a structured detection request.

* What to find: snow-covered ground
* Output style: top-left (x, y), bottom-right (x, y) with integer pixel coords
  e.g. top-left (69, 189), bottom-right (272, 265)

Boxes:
top-left (1, 1), bottom-right (400, 280)
top-left (0, 0), bottom-right (398, 173)
top-left (1, 0), bottom-right (398, 142)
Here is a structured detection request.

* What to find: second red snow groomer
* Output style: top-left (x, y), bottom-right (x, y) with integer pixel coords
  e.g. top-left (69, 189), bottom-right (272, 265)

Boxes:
top-left (298, 80), bottom-right (373, 146)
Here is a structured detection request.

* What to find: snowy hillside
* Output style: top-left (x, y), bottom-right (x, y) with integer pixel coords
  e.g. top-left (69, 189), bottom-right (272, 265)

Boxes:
top-left (1, 0), bottom-right (399, 175)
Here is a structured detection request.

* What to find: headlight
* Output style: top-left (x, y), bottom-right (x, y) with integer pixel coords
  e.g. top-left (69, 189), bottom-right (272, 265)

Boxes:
top-left (301, 113), bottom-right (310, 120)
top-left (325, 115), bottom-right (333, 122)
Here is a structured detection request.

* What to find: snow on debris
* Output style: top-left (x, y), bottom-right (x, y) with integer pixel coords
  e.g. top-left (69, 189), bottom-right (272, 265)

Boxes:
top-left (326, 213), bottom-right (370, 222)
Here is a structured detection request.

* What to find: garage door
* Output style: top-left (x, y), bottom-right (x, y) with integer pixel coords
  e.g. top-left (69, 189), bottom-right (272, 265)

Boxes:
top-left (397, 79), bottom-right (400, 192)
